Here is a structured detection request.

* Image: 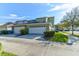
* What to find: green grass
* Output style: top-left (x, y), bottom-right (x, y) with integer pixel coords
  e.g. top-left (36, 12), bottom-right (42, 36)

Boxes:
top-left (0, 43), bottom-right (2, 51)
top-left (0, 43), bottom-right (3, 55)
top-left (49, 32), bottom-right (68, 43)
top-left (0, 43), bottom-right (16, 56)
top-left (62, 32), bottom-right (79, 37)
top-left (73, 34), bottom-right (79, 37)
top-left (1, 51), bottom-right (16, 56)
top-left (62, 32), bottom-right (70, 34)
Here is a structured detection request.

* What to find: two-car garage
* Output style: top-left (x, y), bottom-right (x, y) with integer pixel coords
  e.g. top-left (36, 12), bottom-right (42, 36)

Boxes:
top-left (13, 23), bottom-right (50, 35)
top-left (14, 26), bottom-right (47, 34)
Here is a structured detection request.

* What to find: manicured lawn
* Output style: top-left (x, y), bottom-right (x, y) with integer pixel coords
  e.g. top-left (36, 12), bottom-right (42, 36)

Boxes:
top-left (0, 43), bottom-right (16, 56)
top-left (1, 51), bottom-right (16, 56)
top-left (73, 34), bottom-right (79, 37)
top-left (62, 31), bottom-right (79, 38)
top-left (62, 32), bottom-right (70, 35)
top-left (0, 43), bottom-right (3, 55)
top-left (49, 32), bottom-right (68, 43)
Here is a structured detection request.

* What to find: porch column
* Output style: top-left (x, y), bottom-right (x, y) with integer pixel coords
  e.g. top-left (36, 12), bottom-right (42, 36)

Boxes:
top-left (12, 26), bottom-right (14, 32)
top-left (46, 24), bottom-right (49, 31)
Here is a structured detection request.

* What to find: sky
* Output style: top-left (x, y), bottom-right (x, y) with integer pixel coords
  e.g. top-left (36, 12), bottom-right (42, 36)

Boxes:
top-left (0, 3), bottom-right (79, 25)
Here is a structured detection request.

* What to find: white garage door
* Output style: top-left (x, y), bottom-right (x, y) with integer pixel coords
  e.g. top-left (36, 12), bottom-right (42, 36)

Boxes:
top-left (14, 27), bottom-right (25, 34)
top-left (29, 27), bottom-right (46, 34)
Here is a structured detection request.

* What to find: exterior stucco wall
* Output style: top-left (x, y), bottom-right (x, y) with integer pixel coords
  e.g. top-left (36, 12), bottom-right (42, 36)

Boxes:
top-left (0, 26), bottom-right (7, 31)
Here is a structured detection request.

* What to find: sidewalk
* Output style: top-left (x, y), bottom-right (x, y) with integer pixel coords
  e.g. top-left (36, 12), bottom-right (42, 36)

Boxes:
top-left (61, 32), bottom-right (79, 45)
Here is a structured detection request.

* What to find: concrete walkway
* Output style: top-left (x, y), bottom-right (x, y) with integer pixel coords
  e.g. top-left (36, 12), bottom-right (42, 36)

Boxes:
top-left (1, 36), bottom-right (79, 56)
top-left (68, 35), bottom-right (79, 44)
top-left (61, 32), bottom-right (79, 44)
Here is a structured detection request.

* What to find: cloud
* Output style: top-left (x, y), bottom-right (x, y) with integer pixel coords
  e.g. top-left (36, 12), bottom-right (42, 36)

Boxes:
top-left (48, 3), bottom-right (79, 12)
top-left (48, 3), bottom-right (79, 20)
top-left (9, 14), bottom-right (17, 17)
top-left (47, 3), bottom-right (54, 7)
top-left (0, 24), bottom-right (3, 25)
top-left (0, 14), bottom-right (27, 20)
top-left (47, 3), bottom-right (79, 24)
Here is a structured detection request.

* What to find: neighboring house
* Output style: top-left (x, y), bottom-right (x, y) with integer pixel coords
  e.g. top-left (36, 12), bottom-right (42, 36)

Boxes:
top-left (0, 25), bottom-right (7, 31)
top-left (4, 22), bottom-right (14, 31)
top-left (0, 16), bottom-right (54, 34)
top-left (0, 22), bottom-right (14, 31)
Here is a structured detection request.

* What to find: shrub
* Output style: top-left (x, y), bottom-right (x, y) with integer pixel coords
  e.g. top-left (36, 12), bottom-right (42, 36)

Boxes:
top-left (20, 28), bottom-right (28, 35)
top-left (44, 31), bottom-right (55, 37)
top-left (0, 30), bottom-right (13, 35)
top-left (1, 30), bottom-right (8, 34)
top-left (49, 32), bottom-right (68, 43)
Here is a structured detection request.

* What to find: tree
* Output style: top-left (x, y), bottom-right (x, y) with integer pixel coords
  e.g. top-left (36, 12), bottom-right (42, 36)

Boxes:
top-left (55, 24), bottom-right (65, 31)
top-left (62, 6), bottom-right (79, 35)
top-left (61, 19), bottom-right (71, 30)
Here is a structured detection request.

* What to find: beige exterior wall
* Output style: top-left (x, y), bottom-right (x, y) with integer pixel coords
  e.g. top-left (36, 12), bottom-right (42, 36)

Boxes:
top-left (0, 26), bottom-right (7, 31)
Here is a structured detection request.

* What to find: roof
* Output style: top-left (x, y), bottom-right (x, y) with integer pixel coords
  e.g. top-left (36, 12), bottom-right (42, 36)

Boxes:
top-left (10, 23), bottom-right (50, 27)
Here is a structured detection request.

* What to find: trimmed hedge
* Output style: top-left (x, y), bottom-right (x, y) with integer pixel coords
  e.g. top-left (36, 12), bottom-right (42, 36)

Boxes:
top-left (1, 30), bottom-right (8, 34)
top-left (20, 28), bottom-right (28, 35)
top-left (49, 32), bottom-right (68, 43)
top-left (0, 30), bottom-right (13, 34)
top-left (44, 31), bottom-right (55, 37)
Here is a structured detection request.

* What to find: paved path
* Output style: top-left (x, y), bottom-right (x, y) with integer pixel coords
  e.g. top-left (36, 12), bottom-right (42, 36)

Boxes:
top-left (68, 35), bottom-right (79, 44)
top-left (1, 36), bottom-right (79, 56)
top-left (61, 32), bottom-right (79, 44)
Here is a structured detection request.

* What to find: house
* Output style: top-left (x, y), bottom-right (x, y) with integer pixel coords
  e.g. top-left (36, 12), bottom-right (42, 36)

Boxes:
top-left (0, 16), bottom-right (54, 35)
top-left (0, 22), bottom-right (14, 31)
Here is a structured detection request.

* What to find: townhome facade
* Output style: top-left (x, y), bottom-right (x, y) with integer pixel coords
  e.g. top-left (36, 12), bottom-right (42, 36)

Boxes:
top-left (0, 16), bottom-right (54, 35)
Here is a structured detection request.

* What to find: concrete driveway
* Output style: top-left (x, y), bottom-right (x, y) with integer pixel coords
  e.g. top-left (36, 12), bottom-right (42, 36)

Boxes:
top-left (0, 34), bottom-right (44, 41)
top-left (0, 37), bottom-right (79, 56)
top-left (18, 34), bottom-right (44, 40)
top-left (1, 34), bottom-right (79, 56)
top-left (1, 36), bottom-right (79, 56)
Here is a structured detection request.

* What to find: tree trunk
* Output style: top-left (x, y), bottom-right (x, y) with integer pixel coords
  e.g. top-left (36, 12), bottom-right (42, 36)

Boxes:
top-left (71, 19), bottom-right (74, 35)
top-left (71, 24), bottom-right (74, 35)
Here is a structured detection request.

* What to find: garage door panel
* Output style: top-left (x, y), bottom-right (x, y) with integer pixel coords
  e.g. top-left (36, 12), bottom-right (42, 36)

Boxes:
top-left (14, 27), bottom-right (25, 34)
top-left (29, 27), bottom-right (46, 34)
